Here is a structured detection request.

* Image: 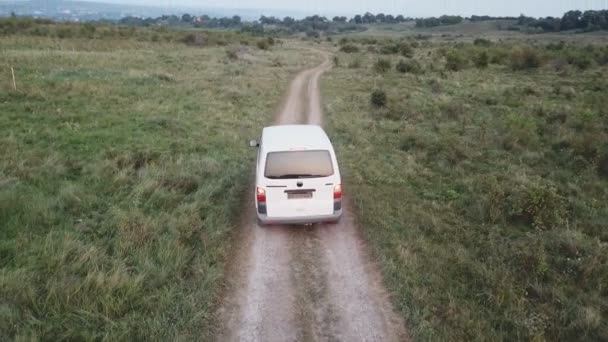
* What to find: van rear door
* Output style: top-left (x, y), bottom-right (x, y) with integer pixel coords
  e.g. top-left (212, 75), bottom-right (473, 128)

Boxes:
top-left (263, 150), bottom-right (335, 218)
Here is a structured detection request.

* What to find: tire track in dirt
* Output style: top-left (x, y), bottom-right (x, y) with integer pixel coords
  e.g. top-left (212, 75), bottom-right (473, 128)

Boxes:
top-left (215, 50), bottom-right (408, 342)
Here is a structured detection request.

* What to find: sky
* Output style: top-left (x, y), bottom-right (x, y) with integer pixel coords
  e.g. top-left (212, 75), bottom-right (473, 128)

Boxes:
top-left (89, 0), bottom-right (608, 17)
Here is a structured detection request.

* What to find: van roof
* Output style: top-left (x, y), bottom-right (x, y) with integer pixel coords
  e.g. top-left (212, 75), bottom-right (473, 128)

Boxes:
top-left (262, 125), bottom-right (332, 152)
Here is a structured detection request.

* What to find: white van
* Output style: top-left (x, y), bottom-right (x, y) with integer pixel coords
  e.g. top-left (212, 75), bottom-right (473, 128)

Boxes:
top-left (250, 125), bottom-right (342, 225)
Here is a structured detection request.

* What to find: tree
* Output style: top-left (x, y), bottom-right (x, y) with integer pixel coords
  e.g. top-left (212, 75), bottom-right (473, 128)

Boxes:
top-left (560, 10), bottom-right (581, 30)
top-left (363, 12), bottom-right (376, 23)
top-left (353, 15), bottom-right (363, 24)
top-left (518, 14), bottom-right (535, 25)
top-left (181, 13), bottom-right (192, 23)
top-left (282, 16), bottom-right (295, 26)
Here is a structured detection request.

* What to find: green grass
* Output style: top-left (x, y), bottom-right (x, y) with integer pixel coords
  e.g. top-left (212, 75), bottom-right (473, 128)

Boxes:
top-left (0, 30), bottom-right (321, 340)
top-left (323, 39), bottom-right (608, 340)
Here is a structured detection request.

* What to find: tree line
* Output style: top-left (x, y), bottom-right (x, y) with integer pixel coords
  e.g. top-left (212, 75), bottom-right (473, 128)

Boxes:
top-left (114, 9), bottom-right (608, 34)
top-left (520, 10), bottom-right (608, 32)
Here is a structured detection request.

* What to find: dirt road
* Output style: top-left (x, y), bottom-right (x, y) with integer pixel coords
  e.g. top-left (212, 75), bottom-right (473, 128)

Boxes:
top-left (215, 52), bottom-right (408, 342)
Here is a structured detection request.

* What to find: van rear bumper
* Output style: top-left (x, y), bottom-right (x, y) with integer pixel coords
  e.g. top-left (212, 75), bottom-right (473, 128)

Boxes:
top-left (257, 210), bottom-right (342, 225)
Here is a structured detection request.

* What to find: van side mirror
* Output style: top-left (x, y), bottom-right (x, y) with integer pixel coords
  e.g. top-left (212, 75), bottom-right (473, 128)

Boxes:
top-left (249, 139), bottom-right (259, 148)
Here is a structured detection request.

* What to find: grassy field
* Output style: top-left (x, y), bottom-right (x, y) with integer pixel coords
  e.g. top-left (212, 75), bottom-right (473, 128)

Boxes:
top-left (324, 37), bottom-right (608, 340)
top-left (0, 25), bottom-right (321, 340)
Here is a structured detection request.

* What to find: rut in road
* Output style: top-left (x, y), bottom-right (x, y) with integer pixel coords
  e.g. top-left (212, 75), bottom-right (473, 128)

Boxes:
top-left (215, 51), bottom-right (409, 342)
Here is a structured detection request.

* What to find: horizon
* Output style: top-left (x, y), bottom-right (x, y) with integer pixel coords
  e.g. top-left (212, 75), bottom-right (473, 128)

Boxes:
top-left (2, 0), bottom-right (608, 18)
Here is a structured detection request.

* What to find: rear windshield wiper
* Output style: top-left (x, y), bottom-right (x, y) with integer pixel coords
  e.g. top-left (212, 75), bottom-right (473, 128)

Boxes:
top-left (268, 174), bottom-right (324, 179)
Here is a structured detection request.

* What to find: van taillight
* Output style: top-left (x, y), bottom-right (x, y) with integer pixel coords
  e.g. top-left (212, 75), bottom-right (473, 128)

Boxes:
top-left (333, 184), bottom-right (342, 199)
top-left (257, 187), bottom-right (266, 202)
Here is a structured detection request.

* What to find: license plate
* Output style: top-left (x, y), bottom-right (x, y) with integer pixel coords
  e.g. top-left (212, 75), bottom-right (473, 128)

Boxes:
top-left (288, 192), bottom-right (312, 199)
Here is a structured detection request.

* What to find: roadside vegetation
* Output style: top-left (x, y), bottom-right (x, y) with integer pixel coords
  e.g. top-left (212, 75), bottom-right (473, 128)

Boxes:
top-left (0, 22), bottom-right (321, 340)
top-left (325, 36), bottom-right (608, 340)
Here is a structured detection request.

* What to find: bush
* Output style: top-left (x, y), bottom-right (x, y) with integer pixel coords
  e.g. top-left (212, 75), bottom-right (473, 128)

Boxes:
top-left (182, 33), bottom-right (207, 46)
top-left (595, 47), bottom-right (608, 65)
top-left (306, 30), bottom-right (320, 38)
top-left (271, 57), bottom-right (284, 67)
top-left (379, 43), bottom-right (399, 54)
top-left (474, 51), bottom-right (489, 68)
top-left (567, 53), bottom-right (593, 70)
top-left (445, 51), bottom-right (467, 71)
top-left (80, 23), bottom-right (96, 38)
top-left (511, 47), bottom-right (543, 70)
top-left (225, 48), bottom-right (238, 61)
top-left (400, 43), bottom-right (414, 58)
top-left (370, 90), bottom-right (388, 108)
top-left (598, 154), bottom-right (608, 178)
top-left (473, 38), bottom-right (492, 47)
top-left (348, 57), bottom-right (362, 69)
top-left (56, 27), bottom-right (74, 39)
top-left (340, 44), bottom-right (359, 53)
top-left (489, 49), bottom-right (509, 65)
top-left (396, 59), bottom-right (422, 74)
top-left (508, 182), bottom-right (568, 230)
top-left (374, 58), bottom-right (392, 73)
top-left (256, 40), bottom-right (269, 50)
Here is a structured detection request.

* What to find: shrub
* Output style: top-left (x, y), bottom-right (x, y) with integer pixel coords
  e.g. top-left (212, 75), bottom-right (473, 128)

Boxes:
top-left (332, 55), bottom-right (339, 67)
top-left (348, 57), bottom-right (362, 69)
top-left (225, 48), bottom-right (238, 61)
top-left (445, 51), bottom-right (467, 71)
top-left (374, 58), bottom-right (392, 73)
top-left (56, 27), bottom-right (74, 39)
top-left (598, 154), bottom-right (608, 178)
top-left (400, 44), bottom-right (414, 58)
top-left (473, 38), bottom-right (492, 47)
top-left (508, 182), bottom-right (568, 230)
top-left (80, 23), bottom-right (96, 38)
top-left (474, 51), bottom-right (489, 68)
top-left (595, 47), bottom-right (608, 65)
top-left (567, 53), bottom-right (593, 70)
top-left (396, 58), bottom-right (422, 74)
top-left (380, 43), bottom-right (400, 54)
top-left (306, 30), bottom-right (320, 38)
top-left (511, 47), bottom-right (543, 70)
top-left (489, 49), bottom-right (509, 65)
top-left (30, 26), bottom-right (50, 36)
top-left (439, 99), bottom-right (466, 119)
top-left (370, 90), bottom-right (387, 108)
top-left (182, 33), bottom-right (207, 46)
top-left (271, 57), bottom-right (284, 67)
top-left (340, 44), bottom-right (359, 53)
top-left (429, 78), bottom-right (443, 94)
top-left (256, 40), bottom-right (269, 50)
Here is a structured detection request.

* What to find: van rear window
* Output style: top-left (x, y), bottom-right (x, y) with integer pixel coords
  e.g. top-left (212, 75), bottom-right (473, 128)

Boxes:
top-left (265, 150), bottom-right (334, 179)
